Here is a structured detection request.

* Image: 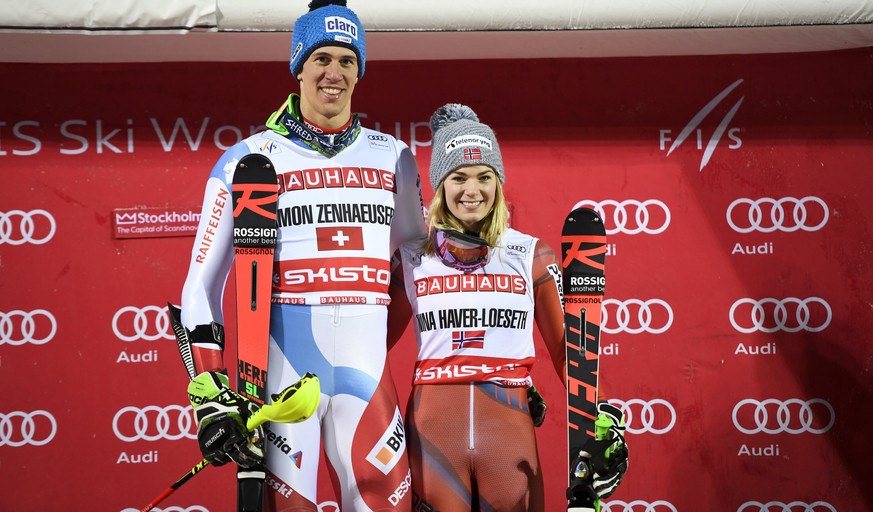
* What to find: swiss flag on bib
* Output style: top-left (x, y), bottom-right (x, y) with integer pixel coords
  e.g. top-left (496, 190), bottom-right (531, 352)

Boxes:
top-left (316, 226), bottom-right (364, 251)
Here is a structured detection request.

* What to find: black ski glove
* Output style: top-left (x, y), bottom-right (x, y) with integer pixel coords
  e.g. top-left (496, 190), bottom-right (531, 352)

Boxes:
top-left (528, 385), bottom-right (547, 427)
top-left (188, 371), bottom-right (265, 468)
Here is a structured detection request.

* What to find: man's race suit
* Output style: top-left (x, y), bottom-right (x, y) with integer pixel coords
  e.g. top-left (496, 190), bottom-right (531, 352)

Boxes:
top-left (180, 120), bottom-right (425, 511)
top-left (396, 228), bottom-right (565, 511)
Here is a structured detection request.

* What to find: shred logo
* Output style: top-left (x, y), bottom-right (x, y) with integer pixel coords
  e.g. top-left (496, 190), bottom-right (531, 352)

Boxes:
top-left (659, 78), bottom-right (745, 171)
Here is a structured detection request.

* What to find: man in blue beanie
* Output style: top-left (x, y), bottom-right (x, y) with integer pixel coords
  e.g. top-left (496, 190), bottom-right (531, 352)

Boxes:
top-left (174, 1), bottom-right (425, 510)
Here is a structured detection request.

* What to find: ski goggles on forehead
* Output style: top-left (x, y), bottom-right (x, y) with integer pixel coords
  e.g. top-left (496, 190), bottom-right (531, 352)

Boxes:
top-left (434, 229), bottom-right (491, 273)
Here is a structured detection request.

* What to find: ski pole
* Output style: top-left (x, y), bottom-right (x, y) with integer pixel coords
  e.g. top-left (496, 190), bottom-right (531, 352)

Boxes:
top-left (140, 373), bottom-right (320, 512)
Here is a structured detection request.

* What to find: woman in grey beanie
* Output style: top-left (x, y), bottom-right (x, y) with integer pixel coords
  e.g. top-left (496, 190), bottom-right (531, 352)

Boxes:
top-left (387, 104), bottom-right (627, 510)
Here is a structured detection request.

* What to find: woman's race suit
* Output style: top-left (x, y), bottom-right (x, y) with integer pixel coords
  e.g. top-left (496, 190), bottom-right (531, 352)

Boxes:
top-left (180, 123), bottom-right (425, 511)
top-left (395, 228), bottom-right (566, 511)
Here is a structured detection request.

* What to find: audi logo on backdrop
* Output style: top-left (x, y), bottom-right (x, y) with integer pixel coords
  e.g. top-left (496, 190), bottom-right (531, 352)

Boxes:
top-left (737, 501), bottom-right (836, 512)
top-left (602, 299), bottom-right (673, 334)
top-left (602, 500), bottom-right (678, 512)
top-left (112, 305), bottom-right (173, 342)
top-left (572, 199), bottom-right (670, 235)
top-left (0, 410), bottom-right (57, 447)
top-left (112, 405), bottom-right (196, 442)
top-left (608, 399), bottom-right (676, 435)
top-left (732, 399), bottom-right (835, 435)
top-left (727, 197), bottom-right (829, 233)
top-left (0, 209), bottom-right (56, 245)
top-left (0, 309), bottom-right (56, 346)
top-left (729, 297), bottom-right (831, 333)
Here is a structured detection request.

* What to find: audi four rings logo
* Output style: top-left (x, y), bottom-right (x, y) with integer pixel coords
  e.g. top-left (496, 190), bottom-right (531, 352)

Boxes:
top-left (112, 305), bottom-right (173, 342)
top-left (727, 197), bottom-right (829, 233)
top-left (729, 297), bottom-right (831, 333)
top-left (602, 500), bottom-right (678, 512)
top-left (732, 399), bottom-right (835, 434)
top-left (573, 199), bottom-right (670, 235)
top-left (112, 405), bottom-right (196, 442)
top-left (0, 410), bottom-right (57, 447)
top-left (0, 309), bottom-right (57, 346)
top-left (737, 501), bottom-right (836, 512)
top-left (608, 399), bottom-right (676, 435)
top-left (0, 209), bottom-right (56, 245)
top-left (602, 299), bottom-right (673, 334)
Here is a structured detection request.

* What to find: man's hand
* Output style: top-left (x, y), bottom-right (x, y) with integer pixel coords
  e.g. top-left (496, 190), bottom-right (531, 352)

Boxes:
top-left (188, 372), bottom-right (265, 468)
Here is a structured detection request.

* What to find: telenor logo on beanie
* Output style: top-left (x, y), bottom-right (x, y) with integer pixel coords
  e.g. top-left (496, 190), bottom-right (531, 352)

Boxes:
top-left (445, 135), bottom-right (494, 154)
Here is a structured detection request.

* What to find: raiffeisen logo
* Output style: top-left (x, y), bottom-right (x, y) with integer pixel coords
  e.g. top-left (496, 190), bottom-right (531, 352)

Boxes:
top-left (659, 79), bottom-right (745, 171)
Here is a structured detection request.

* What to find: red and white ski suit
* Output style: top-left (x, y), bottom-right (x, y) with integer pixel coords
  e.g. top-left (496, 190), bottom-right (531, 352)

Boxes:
top-left (181, 126), bottom-right (425, 511)
top-left (391, 228), bottom-right (566, 511)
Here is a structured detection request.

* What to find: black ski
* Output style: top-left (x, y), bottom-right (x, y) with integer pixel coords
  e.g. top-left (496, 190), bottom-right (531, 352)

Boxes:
top-left (562, 207), bottom-right (607, 511)
top-left (231, 153), bottom-right (279, 512)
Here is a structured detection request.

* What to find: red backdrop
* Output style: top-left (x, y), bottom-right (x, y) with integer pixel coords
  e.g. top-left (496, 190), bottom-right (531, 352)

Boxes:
top-left (1, 48), bottom-right (872, 512)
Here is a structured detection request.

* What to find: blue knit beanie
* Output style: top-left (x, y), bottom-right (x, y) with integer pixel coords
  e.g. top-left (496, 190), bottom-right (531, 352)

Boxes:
top-left (290, 0), bottom-right (366, 80)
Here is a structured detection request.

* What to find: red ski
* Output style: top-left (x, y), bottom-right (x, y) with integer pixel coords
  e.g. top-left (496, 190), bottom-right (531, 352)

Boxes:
top-left (231, 153), bottom-right (279, 512)
top-left (232, 153), bottom-right (279, 405)
top-left (562, 207), bottom-right (608, 511)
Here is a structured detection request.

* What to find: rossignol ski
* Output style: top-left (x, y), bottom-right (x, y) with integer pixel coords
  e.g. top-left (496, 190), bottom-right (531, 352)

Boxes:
top-left (562, 207), bottom-right (608, 511)
top-left (231, 153), bottom-right (279, 512)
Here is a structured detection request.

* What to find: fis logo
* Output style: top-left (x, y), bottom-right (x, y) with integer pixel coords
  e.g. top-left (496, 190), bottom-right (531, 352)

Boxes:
top-left (660, 79), bottom-right (744, 171)
top-left (366, 408), bottom-right (406, 475)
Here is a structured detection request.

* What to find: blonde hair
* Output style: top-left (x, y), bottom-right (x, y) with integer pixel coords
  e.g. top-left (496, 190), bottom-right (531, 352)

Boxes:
top-left (423, 172), bottom-right (509, 256)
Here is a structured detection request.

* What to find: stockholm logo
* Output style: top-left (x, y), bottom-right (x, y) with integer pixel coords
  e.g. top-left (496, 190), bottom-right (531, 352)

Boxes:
top-left (659, 79), bottom-right (745, 171)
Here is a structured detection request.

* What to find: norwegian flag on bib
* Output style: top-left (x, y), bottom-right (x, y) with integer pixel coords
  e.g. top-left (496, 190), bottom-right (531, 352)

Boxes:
top-left (452, 330), bottom-right (485, 350)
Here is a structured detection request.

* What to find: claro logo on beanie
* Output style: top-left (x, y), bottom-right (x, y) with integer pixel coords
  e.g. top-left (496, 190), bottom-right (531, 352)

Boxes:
top-left (324, 16), bottom-right (359, 41)
top-left (444, 135), bottom-right (493, 154)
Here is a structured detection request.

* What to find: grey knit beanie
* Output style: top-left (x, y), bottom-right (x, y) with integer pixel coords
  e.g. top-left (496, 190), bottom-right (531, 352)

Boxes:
top-left (428, 104), bottom-right (504, 191)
